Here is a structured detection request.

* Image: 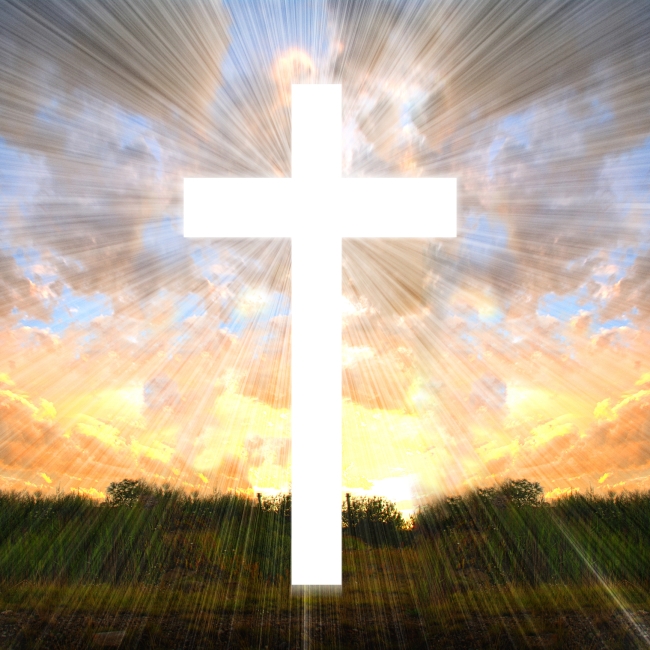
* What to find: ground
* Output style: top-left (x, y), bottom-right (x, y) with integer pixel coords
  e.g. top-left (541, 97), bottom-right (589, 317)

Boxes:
top-left (0, 584), bottom-right (649, 649)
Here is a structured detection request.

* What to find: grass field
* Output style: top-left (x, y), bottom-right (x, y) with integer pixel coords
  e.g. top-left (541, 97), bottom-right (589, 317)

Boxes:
top-left (0, 481), bottom-right (648, 648)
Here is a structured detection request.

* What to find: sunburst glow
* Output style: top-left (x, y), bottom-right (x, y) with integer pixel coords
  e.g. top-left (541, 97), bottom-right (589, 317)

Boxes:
top-left (1, 0), bottom-right (650, 645)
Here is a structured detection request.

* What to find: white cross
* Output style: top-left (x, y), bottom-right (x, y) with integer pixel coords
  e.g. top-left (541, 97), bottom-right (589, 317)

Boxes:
top-left (184, 84), bottom-right (456, 590)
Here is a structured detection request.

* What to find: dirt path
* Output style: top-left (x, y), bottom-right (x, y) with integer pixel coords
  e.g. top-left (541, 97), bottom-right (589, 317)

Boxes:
top-left (0, 607), bottom-right (649, 649)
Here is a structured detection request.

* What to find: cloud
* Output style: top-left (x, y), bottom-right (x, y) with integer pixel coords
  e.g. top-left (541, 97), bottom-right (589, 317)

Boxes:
top-left (244, 435), bottom-right (290, 469)
top-left (545, 486), bottom-right (579, 500)
top-left (212, 452), bottom-right (252, 493)
top-left (237, 333), bottom-right (291, 409)
top-left (0, 0), bottom-right (231, 144)
top-left (77, 487), bottom-right (106, 500)
top-left (343, 238), bottom-right (433, 318)
top-left (327, 1), bottom-right (650, 319)
top-left (342, 346), bottom-right (415, 411)
top-left (468, 375), bottom-right (507, 415)
top-left (0, 250), bottom-right (55, 322)
top-left (356, 95), bottom-right (401, 163)
top-left (515, 422), bottom-right (580, 473)
top-left (0, 387), bottom-right (72, 472)
top-left (0, 1), bottom-right (234, 313)
top-left (485, 454), bottom-right (511, 477)
top-left (331, 1), bottom-right (650, 155)
top-left (600, 249), bottom-right (650, 323)
top-left (577, 389), bottom-right (650, 472)
top-left (144, 375), bottom-right (182, 413)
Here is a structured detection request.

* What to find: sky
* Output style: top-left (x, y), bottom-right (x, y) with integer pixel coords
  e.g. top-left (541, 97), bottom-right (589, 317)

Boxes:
top-left (0, 0), bottom-right (649, 514)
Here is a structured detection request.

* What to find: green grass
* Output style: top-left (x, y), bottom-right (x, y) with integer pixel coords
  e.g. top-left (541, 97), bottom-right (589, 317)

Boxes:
top-left (0, 486), bottom-right (290, 586)
top-left (0, 485), bottom-right (648, 647)
top-left (0, 481), bottom-right (648, 616)
top-left (412, 486), bottom-right (650, 589)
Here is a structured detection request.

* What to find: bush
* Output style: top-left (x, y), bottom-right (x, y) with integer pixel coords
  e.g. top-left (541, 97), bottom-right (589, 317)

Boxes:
top-left (343, 495), bottom-right (407, 547)
top-left (498, 478), bottom-right (544, 507)
top-left (106, 479), bottom-right (152, 506)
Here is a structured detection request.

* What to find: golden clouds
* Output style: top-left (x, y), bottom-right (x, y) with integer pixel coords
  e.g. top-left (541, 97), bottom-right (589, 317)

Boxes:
top-left (130, 440), bottom-right (175, 465)
top-left (77, 487), bottom-right (106, 500)
top-left (72, 415), bottom-right (123, 449)
top-left (1, 308), bottom-right (649, 508)
top-left (528, 418), bottom-right (578, 449)
top-left (0, 387), bottom-right (66, 471)
top-left (577, 386), bottom-right (650, 472)
top-left (476, 365), bottom-right (650, 495)
top-left (0, 323), bottom-right (289, 496)
top-left (342, 398), bottom-right (462, 507)
top-left (545, 487), bottom-right (579, 500)
top-left (342, 345), bottom-right (415, 411)
top-left (594, 398), bottom-right (615, 422)
top-left (1, 0), bottom-right (650, 513)
top-left (337, 243), bottom-right (650, 501)
top-left (636, 373), bottom-right (650, 387)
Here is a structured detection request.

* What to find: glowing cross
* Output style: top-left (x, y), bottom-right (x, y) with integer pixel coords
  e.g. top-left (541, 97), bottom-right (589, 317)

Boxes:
top-left (184, 84), bottom-right (456, 590)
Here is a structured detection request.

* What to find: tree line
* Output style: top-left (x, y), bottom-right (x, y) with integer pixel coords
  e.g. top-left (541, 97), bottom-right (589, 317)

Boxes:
top-left (0, 478), bottom-right (647, 588)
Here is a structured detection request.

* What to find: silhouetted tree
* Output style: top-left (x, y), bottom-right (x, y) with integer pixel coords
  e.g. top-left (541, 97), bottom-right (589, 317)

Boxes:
top-left (499, 478), bottom-right (544, 507)
top-left (342, 495), bottom-right (407, 546)
top-left (106, 479), bottom-right (151, 506)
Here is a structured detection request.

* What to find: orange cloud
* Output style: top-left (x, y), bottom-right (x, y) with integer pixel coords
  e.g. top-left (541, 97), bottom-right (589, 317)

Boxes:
top-left (545, 487), bottom-right (579, 500)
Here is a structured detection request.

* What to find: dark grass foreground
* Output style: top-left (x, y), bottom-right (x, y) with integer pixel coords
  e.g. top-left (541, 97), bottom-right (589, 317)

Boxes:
top-left (0, 480), bottom-right (648, 648)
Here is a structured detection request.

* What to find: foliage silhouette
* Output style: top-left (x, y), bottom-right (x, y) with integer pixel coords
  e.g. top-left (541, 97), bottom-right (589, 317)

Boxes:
top-left (342, 495), bottom-right (407, 547)
top-left (0, 478), bottom-right (648, 592)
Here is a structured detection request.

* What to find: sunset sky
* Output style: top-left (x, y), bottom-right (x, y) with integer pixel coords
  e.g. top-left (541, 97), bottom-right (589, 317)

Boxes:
top-left (1, 0), bottom-right (649, 515)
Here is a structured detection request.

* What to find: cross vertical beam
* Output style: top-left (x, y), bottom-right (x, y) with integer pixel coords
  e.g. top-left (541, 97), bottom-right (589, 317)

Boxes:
top-left (291, 86), bottom-right (342, 589)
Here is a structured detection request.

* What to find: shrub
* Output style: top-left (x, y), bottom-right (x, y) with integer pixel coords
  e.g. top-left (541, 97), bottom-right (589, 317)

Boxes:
top-left (343, 495), bottom-right (407, 547)
top-left (498, 478), bottom-right (544, 507)
top-left (106, 479), bottom-right (152, 507)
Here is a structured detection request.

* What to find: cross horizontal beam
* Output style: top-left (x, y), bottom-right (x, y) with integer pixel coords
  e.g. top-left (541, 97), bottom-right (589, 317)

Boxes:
top-left (184, 177), bottom-right (456, 239)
